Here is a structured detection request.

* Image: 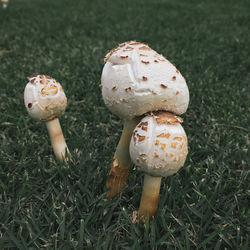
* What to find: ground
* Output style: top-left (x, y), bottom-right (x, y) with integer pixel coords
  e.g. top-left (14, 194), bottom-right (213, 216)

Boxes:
top-left (0, 0), bottom-right (249, 248)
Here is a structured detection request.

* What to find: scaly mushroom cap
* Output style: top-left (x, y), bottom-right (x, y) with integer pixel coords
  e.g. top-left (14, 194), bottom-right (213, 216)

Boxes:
top-left (24, 74), bottom-right (67, 121)
top-left (129, 111), bottom-right (188, 177)
top-left (101, 41), bottom-right (189, 120)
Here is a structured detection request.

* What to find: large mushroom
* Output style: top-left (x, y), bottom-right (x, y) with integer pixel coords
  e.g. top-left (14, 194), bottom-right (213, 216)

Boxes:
top-left (24, 74), bottom-right (71, 161)
top-left (130, 111), bottom-right (188, 223)
top-left (101, 41), bottom-right (189, 199)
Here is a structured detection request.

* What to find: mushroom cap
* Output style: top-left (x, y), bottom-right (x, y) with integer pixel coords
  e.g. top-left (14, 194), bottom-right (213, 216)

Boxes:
top-left (24, 74), bottom-right (67, 121)
top-left (101, 41), bottom-right (189, 120)
top-left (129, 111), bottom-right (188, 177)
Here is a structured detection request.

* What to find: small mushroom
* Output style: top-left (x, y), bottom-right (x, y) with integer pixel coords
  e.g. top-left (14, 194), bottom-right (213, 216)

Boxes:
top-left (1, 0), bottom-right (8, 9)
top-left (129, 111), bottom-right (188, 224)
top-left (24, 74), bottom-right (71, 161)
top-left (101, 41), bottom-right (189, 199)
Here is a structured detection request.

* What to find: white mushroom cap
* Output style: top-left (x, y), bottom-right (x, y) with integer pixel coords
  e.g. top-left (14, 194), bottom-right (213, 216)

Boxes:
top-left (101, 41), bottom-right (189, 120)
top-left (24, 74), bottom-right (67, 121)
top-left (129, 111), bottom-right (188, 177)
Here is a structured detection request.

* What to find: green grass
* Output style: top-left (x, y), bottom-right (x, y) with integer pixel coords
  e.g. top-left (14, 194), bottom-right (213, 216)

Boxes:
top-left (0, 0), bottom-right (249, 248)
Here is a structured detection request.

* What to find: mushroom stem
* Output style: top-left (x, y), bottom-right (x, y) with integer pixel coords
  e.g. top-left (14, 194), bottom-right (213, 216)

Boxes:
top-left (138, 174), bottom-right (162, 223)
top-left (106, 118), bottom-right (140, 199)
top-left (46, 118), bottom-right (71, 161)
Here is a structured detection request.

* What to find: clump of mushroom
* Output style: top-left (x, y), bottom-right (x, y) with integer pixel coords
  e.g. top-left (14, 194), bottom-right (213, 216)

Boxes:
top-left (130, 111), bottom-right (188, 223)
top-left (101, 41), bottom-right (189, 199)
top-left (24, 74), bottom-right (71, 161)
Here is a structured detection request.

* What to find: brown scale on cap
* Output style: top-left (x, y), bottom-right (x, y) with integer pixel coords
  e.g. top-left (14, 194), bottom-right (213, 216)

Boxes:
top-left (174, 137), bottom-right (182, 141)
top-left (157, 133), bottom-right (170, 138)
top-left (158, 164), bottom-right (163, 169)
top-left (112, 86), bottom-right (117, 91)
top-left (41, 85), bottom-right (58, 96)
top-left (139, 46), bottom-right (151, 51)
top-left (140, 153), bottom-right (147, 157)
top-left (40, 78), bottom-right (49, 85)
top-left (172, 76), bottom-right (176, 81)
top-left (171, 142), bottom-right (177, 148)
top-left (125, 87), bottom-right (132, 92)
top-left (141, 60), bottom-right (150, 65)
top-left (138, 122), bottom-right (148, 131)
top-left (138, 121), bottom-right (148, 128)
top-left (160, 143), bottom-right (166, 150)
top-left (176, 91), bottom-right (180, 95)
top-left (125, 46), bottom-right (134, 50)
top-left (140, 54), bottom-right (147, 57)
top-left (176, 70), bottom-right (180, 74)
top-left (154, 60), bottom-right (159, 63)
top-left (155, 140), bottom-right (160, 145)
top-left (38, 75), bottom-right (58, 85)
top-left (30, 78), bottom-right (36, 84)
top-left (153, 111), bottom-right (183, 125)
top-left (120, 55), bottom-right (129, 60)
top-left (154, 152), bottom-right (159, 158)
top-left (142, 76), bottom-right (148, 81)
top-left (130, 41), bottom-right (146, 46)
top-left (160, 84), bottom-right (168, 89)
top-left (118, 43), bottom-right (126, 48)
top-left (138, 135), bottom-right (146, 142)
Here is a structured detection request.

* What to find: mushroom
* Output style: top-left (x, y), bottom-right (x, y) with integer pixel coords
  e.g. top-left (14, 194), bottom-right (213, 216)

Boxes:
top-left (101, 41), bottom-right (189, 199)
top-left (129, 111), bottom-right (188, 223)
top-left (24, 74), bottom-right (71, 161)
top-left (1, 0), bottom-right (8, 9)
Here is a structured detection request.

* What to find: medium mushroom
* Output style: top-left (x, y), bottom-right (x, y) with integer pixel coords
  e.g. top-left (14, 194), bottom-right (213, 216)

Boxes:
top-left (101, 41), bottom-right (189, 199)
top-left (24, 74), bottom-right (71, 161)
top-left (130, 111), bottom-right (188, 223)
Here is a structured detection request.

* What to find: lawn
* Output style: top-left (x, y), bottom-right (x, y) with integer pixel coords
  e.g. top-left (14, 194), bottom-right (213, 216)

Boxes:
top-left (0, 0), bottom-right (249, 248)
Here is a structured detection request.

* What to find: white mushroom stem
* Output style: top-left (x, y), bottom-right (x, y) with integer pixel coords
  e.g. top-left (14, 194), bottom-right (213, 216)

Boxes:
top-left (138, 174), bottom-right (162, 223)
top-left (106, 117), bottom-right (140, 199)
top-left (46, 118), bottom-right (71, 161)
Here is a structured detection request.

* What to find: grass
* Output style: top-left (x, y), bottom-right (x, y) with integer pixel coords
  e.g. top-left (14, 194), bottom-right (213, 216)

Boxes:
top-left (0, 0), bottom-right (249, 248)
